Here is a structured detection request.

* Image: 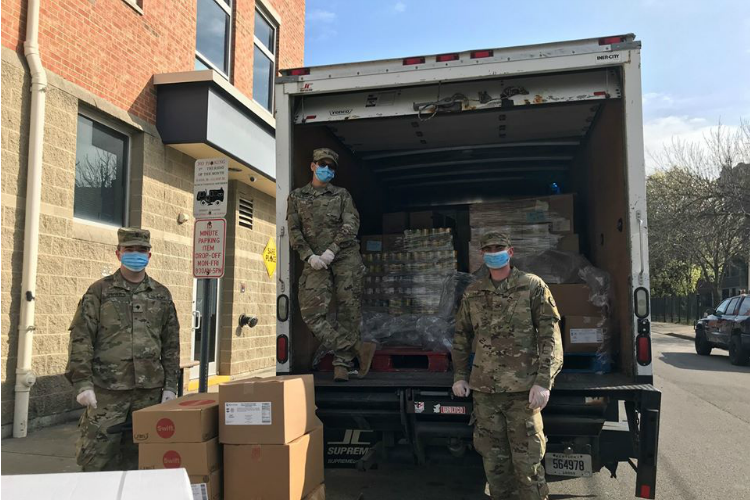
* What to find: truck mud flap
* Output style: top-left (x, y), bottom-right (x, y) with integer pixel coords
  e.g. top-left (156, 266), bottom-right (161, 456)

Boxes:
top-left (634, 390), bottom-right (660, 499)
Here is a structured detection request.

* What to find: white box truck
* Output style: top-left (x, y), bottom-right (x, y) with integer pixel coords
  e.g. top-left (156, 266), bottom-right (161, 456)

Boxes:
top-left (274, 34), bottom-right (660, 498)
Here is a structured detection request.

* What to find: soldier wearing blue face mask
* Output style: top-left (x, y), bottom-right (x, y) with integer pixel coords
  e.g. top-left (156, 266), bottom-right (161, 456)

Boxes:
top-left (453, 231), bottom-right (563, 500)
top-left (66, 227), bottom-right (180, 471)
top-left (286, 148), bottom-right (376, 382)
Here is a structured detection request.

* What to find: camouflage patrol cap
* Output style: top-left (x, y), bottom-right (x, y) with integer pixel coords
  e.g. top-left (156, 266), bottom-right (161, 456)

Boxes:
top-left (312, 148), bottom-right (339, 167)
top-left (118, 227), bottom-right (151, 248)
top-left (480, 231), bottom-right (511, 249)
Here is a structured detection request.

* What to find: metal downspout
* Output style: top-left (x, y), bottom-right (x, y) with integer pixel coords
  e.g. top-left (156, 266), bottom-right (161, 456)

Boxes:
top-left (14, 0), bottom-right (47, 438)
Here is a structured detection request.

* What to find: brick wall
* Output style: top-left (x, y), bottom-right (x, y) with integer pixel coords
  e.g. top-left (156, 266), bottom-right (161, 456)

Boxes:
top-left (1, 0), bottom-right (305, 124)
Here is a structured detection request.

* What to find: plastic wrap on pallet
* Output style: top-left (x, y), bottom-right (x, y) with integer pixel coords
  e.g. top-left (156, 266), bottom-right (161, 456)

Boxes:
top-left (469, 225), bottom-right (562, 271)
top-left (403, 228), bottom-right (455, 252)
top-left (469, 195), bottom-right (574, 233)
top-left (359, 271), bottom-right (478, 353)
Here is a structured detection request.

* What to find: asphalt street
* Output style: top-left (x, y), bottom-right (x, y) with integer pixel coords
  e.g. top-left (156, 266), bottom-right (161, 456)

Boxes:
top-left (327, 323), bottom-right (750, 499)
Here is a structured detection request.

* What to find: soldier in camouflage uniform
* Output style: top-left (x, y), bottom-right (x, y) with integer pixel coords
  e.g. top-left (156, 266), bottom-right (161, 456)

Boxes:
top-left (452, 232), bottom-right (563, 500)
top-left (286, 148), bottom-right (376, 382)
top-left (66, 228), bottom-right (180, 471)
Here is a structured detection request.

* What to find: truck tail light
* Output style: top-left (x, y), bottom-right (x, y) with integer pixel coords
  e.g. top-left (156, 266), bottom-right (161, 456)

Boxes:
top-left (277, 334), bottom-right (289, 364)
top-left (599, 36), bottom-right (626, 45)
top-left (470, 50), bottom-right (494, 59)
top-left (403, 56), bottom-right (425, 65)
top-left (636, 335), bottom-right (652, 366)
top-left (288, 67), bottom-right (310, 76)
top-left (436, 53), bottom-right (459, 62)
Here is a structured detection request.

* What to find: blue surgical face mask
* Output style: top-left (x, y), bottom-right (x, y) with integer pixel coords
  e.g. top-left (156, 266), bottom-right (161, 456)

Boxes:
top-left (315, 165), bottom-right (335, 183)
top-left (121, 252), bottom-right (150, 272)
top-left (483, 250), bottom-right (510, 269)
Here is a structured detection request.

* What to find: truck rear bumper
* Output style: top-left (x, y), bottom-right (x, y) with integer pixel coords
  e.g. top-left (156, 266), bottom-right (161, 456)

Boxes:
top-left (313, 371), bottom-right (660, 499)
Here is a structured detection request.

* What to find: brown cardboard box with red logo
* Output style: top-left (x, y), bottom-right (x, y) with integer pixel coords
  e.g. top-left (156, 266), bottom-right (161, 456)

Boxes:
top-left (132, 393), bottom-right (219, 443)
top-left (138, 437), bottom-right (221, 475)
top-left (223, 426), bottom-right (324, 500)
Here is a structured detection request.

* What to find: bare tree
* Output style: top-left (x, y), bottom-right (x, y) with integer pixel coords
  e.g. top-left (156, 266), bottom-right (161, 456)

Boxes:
top-left (648, 119), bottom-right (750, 302)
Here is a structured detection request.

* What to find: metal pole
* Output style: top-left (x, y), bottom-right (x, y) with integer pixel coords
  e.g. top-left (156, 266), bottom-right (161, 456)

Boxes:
top-left (198, 278), bottom-right (213, 393)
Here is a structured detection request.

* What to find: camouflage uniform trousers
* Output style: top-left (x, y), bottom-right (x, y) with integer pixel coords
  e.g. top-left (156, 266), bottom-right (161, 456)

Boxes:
top-left (473, 391), bottom-right (549, 500)
top-left (76, 386), bottom-right (162, 471)
top-left (299, 245), bottom-right (365, 368)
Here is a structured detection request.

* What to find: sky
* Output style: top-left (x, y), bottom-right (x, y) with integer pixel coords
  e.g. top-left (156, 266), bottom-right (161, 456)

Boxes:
top-left (302, 0), bottom-right (750, 171)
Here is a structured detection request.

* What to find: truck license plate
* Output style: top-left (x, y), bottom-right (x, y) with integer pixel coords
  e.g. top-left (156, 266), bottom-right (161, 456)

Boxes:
top-left (545, 453), bottom-right (592, 477)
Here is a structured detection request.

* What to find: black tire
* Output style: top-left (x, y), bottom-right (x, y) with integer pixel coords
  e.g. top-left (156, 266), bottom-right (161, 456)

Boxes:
top-left (695, 327), bottom-right (713, 356)
top-left (728, 334), bottom-right (750, 366)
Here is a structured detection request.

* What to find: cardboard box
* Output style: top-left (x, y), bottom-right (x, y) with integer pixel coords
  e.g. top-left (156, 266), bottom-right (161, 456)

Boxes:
top-left (219, 375), bottom-right (316, 445)
top-left (133, 393), bottom-right (219, 444)
top-left (563, 316), bottom-right (609, 353)
top-left (303, 483), bottom-right (326, 500)
top-left (139, 438), bottom-right (221, 475)
top-left (189, 469), bottom-right (222, 500)
top-left (556, 234), bottom-right (580, 253)
top-left (383, 212), bottom-right (409, 233)
top-left (409, 211), bottom-right (446, 230)
top-left (548, 284), bottom-right (604, 317)
top-left (224, 427), bottom-right (324, 500)
top-left (2, 469), bottom-right (194, 500)
top-left (547, 194), bottom-right (575, 234)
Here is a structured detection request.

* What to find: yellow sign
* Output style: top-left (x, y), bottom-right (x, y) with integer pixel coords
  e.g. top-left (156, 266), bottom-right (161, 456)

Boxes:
top-left (262, 237), bottom-right (277, 277)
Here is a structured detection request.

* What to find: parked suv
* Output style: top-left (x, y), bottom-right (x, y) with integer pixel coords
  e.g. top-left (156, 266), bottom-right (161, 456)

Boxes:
top-left (695, 294), bottom-right (750, 365)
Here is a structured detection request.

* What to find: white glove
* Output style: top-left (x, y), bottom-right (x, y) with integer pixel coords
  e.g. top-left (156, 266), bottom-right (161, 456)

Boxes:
top-left (320, 249), bottom-right (336, 266)
top-left (529, 385), bottom-right (550, 410)
top-left (452, 380), bottom-right (471, 397)
top-left (76, 389), bottom-right (98, 409)
top-left (308, 255), bottom-right (328, 270)
top-left (161, 390), bottom-right (176, 403)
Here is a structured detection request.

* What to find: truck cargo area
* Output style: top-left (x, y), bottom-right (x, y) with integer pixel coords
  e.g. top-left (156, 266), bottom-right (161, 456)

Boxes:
top-left (288, 72), bottom-right (634, 378)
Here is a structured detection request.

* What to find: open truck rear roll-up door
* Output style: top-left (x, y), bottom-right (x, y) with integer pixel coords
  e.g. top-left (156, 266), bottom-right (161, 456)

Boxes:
top-left (293, 69), bottom-right (621, 125)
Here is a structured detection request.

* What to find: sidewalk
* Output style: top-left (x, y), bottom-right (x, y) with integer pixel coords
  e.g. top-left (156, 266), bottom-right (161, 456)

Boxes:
top-left (651, 321), bottom-right (696, 341)
top-left (1, 420), bottom-right (79, 475)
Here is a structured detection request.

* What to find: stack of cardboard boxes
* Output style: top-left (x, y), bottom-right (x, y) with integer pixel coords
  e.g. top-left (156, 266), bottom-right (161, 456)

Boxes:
top-left (549, 284), bottom-right (609, 354)
top-left (468, 194), bottom-right (579, 271)
top-left (220, 375), bottom-right (324, 500)
top-left (134, 393), bottom-right (222, 500)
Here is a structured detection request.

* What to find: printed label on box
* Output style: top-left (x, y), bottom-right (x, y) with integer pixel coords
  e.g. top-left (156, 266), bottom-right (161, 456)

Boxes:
top-left (191, 483), bottom-right (208, 500)
top-left (225, 402), bottom-right (272, 425)
top-left (365, 240), bottom-right (382, 252)
top-left (570, 328), bottom-right (604, 344)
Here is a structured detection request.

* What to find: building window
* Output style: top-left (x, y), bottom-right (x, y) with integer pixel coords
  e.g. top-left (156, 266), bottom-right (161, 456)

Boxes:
top-left (74, 114), bottom-right (129, 226)
top-left (253, 7), bottom-right (276, 111)
top-left (196, 0), bottom-right (232, 77)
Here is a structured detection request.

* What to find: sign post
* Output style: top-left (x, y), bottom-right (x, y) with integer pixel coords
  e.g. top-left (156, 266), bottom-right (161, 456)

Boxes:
top-left (193, 159), bottom-right (228, 393)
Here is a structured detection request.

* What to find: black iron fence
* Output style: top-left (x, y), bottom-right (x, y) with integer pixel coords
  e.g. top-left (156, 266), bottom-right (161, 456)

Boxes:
top-left (650, 295), bottom-right (714, 325)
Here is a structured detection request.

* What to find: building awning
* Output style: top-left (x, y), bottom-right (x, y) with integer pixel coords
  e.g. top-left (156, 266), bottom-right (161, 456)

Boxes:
top-left (154, 70), bottom-right (276, 197)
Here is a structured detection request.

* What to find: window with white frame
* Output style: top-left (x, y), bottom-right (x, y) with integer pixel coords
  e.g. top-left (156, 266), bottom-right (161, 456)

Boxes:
top-left (253, 7), bottom-right (277, 111)
top-left (74, 114), bottom-right (130, 226)
top-left (196, 0), bottom-right (232, 77)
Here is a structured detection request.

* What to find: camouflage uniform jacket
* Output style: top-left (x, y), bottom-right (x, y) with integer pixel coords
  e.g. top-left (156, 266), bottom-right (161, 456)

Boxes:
top-left (452, 267), bottom-right (563, 393)
top-left (65, 270), bottom-right (181, 394)
top-left (286, 182), bottom-right (360, 261)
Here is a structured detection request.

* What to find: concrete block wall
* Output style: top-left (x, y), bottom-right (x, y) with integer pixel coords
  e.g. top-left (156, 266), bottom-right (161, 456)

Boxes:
top-left (219, 181), bottom-right (277, 376)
